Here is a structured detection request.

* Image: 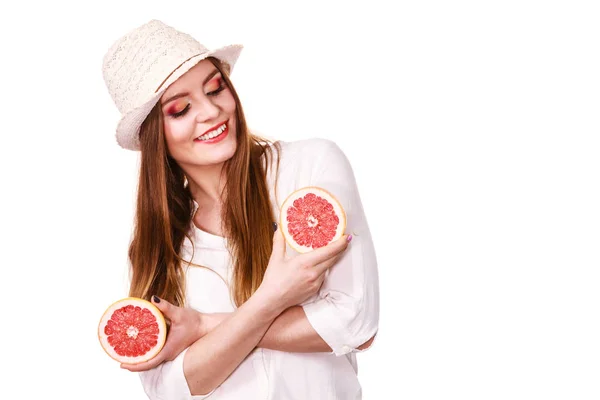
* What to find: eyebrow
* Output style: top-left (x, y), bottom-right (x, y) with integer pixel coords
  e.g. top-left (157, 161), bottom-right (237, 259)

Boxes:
top-left (161, 68), bottom-right (220, 106)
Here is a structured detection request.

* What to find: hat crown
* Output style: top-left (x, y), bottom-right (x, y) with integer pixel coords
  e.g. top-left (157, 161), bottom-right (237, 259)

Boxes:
top-left (102, 20), bottom-right (209, 114)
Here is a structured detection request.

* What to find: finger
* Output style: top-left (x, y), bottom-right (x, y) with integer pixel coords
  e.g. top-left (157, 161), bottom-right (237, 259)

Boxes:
top-left (121, 331), bottom-right (180, 372)
top-left (269, 224), bottom-right (287, 261)
top-left (151, 296), bottom-right (178, 321)
top-left (313, 250), bottom-right (344, 275)
top-left (300, 234), bottom-right (349, 265)
top-left (120, 354), bottom-right (164, 372)
top-left (315, 269), bottom-right (328, 289)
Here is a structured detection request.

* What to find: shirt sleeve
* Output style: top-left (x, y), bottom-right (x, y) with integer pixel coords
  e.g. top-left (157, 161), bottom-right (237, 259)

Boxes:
top-left (301, 140), bottom-right (380, 356)
top-left (138, 348), bottom-right (216, 400)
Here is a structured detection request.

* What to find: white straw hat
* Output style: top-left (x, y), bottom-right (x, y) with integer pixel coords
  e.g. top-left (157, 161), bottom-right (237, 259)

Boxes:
top-left (102, 19), bottom-right (243, 151)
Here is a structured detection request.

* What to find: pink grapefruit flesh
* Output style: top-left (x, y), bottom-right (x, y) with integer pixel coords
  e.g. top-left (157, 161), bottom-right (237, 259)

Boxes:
top-left (98, 297), bottom-right (167, 364)
top-left (280, 187), bottom-right (346, 253)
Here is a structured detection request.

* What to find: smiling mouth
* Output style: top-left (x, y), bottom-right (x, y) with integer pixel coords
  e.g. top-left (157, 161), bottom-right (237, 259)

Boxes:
top-left (196, 122), bottom-right (227, 141)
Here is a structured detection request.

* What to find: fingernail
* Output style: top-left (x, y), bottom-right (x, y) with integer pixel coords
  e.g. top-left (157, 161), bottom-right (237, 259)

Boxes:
top-left (347, 235), bottom-right (353, 243)
top-left (273, 222), bottom-right (278, 232)
top-left (152, 295), bottom-right (160, 303)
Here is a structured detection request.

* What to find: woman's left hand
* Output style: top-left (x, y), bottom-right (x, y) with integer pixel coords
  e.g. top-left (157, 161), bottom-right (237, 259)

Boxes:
top-left (120, 296), bottom-right (205, 372)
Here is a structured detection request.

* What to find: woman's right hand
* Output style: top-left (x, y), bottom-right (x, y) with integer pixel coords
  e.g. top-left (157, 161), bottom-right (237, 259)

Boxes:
top-left (120, 296), bottom-right (206, 372)
top-left (257, 227), bottom-right (350, 315)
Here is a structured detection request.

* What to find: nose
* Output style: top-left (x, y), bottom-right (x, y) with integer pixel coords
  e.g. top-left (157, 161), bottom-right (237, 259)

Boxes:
top-left (194, 98), bottom-right (220, 123)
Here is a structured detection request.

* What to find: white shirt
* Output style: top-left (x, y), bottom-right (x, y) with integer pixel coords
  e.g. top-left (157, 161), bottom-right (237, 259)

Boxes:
top-left (139, 138), bottom-right (380, 400)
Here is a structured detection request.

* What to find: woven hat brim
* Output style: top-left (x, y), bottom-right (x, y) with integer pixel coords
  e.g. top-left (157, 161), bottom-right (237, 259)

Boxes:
top-left (115, 44), bottom-right (243, 151)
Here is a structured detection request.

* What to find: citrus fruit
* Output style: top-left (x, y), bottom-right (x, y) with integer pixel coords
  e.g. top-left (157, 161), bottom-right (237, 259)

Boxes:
top-left (98, 297), bottom-right (167, 364)
top-left (280, 186), bottom-right (346, 253)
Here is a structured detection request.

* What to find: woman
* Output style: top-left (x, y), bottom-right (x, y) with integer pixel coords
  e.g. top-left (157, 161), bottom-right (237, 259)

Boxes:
top-left (102, 19), bottom-right (379, 399)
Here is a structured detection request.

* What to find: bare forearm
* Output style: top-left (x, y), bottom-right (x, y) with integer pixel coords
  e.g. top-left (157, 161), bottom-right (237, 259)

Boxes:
top-left (205, 306), bottom-right (331, 353)
top-left (258, 306), bottom-right (374, 351)
top-left (258, 306), bottom-right (331, 352)
top-left (206, 306), bottom-right (375, 353)
top-left (183, 290), bottom-right (279, 396)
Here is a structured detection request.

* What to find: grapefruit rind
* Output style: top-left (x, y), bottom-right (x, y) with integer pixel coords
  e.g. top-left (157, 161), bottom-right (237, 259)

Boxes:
top-left (97, 297), bottom-right (167, 365)
top-left (279, 186), bottom-right (347, 253)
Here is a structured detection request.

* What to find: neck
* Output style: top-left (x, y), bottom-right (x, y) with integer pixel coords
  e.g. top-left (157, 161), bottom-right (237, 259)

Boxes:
top-left (185, 163), bottom-right (227, 206)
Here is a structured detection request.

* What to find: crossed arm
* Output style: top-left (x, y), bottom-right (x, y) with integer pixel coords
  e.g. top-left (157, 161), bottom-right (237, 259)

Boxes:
top-left (126, 237), bottom-right (377, 396)
top-left (186, 298), bottom-right (375, 396)
top-left (208, 304), bottom-right (376, 353)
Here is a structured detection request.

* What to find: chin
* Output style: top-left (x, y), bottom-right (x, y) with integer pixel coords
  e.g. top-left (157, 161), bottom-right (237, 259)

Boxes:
top-left (198, 133), bottom-right (238, 166)
top-left (211, 146), bottom-right (237, 165)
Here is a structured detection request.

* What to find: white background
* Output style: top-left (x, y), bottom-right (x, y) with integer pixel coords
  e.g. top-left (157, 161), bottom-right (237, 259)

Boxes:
top-left (1, 0), bottom-right (599, 399)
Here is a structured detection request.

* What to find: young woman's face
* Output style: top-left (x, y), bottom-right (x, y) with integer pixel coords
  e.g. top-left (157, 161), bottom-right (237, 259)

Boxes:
top-left (160, 59), bottom-right (237, 169)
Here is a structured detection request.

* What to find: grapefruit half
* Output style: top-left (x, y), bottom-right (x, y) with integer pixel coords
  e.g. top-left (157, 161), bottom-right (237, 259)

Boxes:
top-left (280, 186), bottom-right (346, 253)
top-left (98, 297), bottom-right (167, 364)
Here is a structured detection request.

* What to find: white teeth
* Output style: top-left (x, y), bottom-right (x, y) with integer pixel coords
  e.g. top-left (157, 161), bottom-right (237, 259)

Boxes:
top-left (197, 123), bottom-right (226, 141)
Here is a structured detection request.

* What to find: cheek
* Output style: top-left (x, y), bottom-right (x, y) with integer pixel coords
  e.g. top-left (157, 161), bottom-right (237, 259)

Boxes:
top-left (219, 91), bottom-right (237, 115)
top-left (163, 122), bottom-right (191, 153)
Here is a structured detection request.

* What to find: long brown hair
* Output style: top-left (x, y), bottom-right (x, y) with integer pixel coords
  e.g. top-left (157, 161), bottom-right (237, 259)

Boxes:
top-left (128, 57), bottom-right (279, 307)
